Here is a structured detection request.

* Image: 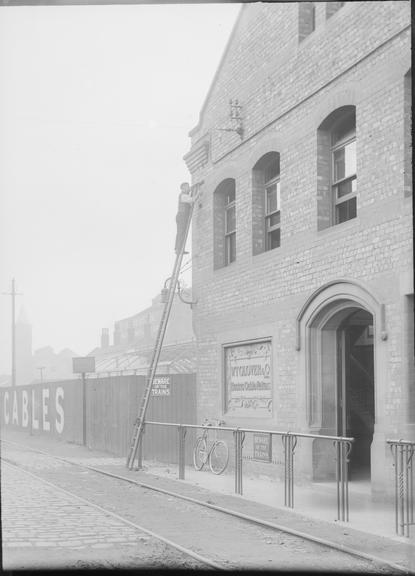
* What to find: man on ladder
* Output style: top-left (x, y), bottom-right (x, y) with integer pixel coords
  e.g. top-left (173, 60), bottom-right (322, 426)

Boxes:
top-left (126, 181), bottom-right (199, 470)
top-left (175, 182), bottom-right (193, 255)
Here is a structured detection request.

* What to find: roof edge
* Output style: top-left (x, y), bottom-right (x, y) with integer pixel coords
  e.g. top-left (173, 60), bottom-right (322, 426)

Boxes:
top-left (188, 3), bottom-right (245, 139)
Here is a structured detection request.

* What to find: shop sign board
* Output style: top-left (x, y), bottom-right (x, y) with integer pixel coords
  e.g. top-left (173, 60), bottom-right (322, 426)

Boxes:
top-left (253, 433), bottom-right (272, 462)
top-left (151, 377), bottom-right (171, 396)
top-left (224, 340), bottom-right (272, 417)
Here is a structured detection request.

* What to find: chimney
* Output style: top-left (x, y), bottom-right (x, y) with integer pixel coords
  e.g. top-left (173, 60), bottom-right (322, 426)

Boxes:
top-left (101, 328), bottom-right (110, 348)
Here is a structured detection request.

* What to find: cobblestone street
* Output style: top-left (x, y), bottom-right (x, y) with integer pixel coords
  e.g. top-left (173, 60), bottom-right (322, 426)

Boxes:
top-left (2, 433), bottom-right (413, 573)
top-left (1, 460), bottom-right (199, 570)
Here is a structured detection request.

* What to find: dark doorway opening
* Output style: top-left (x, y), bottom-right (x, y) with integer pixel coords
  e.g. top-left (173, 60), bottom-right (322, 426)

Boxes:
top-left (337, 309), bottom-right (374, 480)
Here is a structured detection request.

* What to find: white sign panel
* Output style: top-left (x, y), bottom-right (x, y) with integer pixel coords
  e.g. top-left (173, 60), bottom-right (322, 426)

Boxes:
top-left (151, 377), bottom-right (171, 396)
top-left (225, 340), bottom-right (272, 416)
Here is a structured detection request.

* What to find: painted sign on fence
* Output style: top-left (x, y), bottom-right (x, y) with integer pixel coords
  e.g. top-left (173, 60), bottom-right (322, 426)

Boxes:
top-left (151, 377), bottom-right (171, 396)
top-left (1, 386), bottom-right (65, 434)
top-left (253, 432), bottom-right (272, 462)
top-left (224, 340), bottom-right (272, 416)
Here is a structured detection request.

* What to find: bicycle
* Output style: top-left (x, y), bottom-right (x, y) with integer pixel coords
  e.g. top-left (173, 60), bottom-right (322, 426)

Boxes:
top-left (193, 419), bottom-right (229, 475)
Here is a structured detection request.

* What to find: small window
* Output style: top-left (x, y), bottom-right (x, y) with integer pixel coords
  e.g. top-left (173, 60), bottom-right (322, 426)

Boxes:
top-left (331, 112), bottom-right (356, 224)
top-left (225, 187), bottom-right (236, 265)
top-left (213, 178), bottom-right (236, 269)
top-left (252, 151), bottom-right (281, 255)
top-left (317, 106), bottom-right (356, 230)
top-left (265, 177), bottom-right (281, 250)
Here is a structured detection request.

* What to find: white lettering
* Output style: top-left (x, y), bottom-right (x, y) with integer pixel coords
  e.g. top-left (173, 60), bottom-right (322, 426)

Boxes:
top-left (22, 391), bottom-right (29, 427)
top-left (4, 392), bottom-right (9, 425)
top-left (32, 389), bottom-right (39, 430)
top-left (55, 387), bottom-right (64, 434)
top-left (42, 388), bottom-right (50, 431)
top-left (12, 391), bottom-right (19, 425)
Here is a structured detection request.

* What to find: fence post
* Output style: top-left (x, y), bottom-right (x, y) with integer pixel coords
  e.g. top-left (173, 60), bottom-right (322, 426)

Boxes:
top-left (282, 433), bottom-right (297, 508)
top-left (178, 425), bottom-right (187, 480)
top-left (334, 439), bottom-right (352, 522)
top-left (390, 441), bottom-right (415, 537)
top-left (234, 429), bottom-right (244, 495)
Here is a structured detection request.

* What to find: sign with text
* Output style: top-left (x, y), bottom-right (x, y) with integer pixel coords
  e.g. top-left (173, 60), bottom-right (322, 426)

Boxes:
top-left (253, 433), bottom-right (272, 462)
top-left (224, 340), bottom-right (272, 417)
top-left (151, 377), bottom-right (171, 396)
top-left (73, 356), bottom-right (95, 374)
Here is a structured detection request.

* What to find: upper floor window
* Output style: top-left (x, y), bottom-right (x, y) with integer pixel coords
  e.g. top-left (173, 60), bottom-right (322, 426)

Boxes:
top-left (265, 167), bottom-right (281, 251)
top-left (214, 178), bottom-right (236, 269)
top-left (331, 112), bottom-right (356, 224)
top-left (225, 186), bottom-right (236, 265)
top-left (317, 106), bottom-right (356, 230)
top-left (252, 152), bottom-right (280, 255)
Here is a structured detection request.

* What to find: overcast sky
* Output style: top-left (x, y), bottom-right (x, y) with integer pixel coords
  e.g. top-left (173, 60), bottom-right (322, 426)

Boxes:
top-left (0, 3), bottom-right (240, 373)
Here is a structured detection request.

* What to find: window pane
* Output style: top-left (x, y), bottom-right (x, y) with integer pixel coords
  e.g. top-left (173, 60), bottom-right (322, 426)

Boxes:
top-left (333, 140), bottom-right (356, 182)
top-left (266, 184), bottom-right (277, 214)
top-left (266, 228), bottom-right (280, 251)
top-left (266, 181), bottom-right (280, 214)
top-left (226, 232), bottom-right (236, 264)
top-left (344, 140), bottom-right (356, 177)
top-left (335, 197), bottom-right (357, 224)
top-left (266, 212), bottom-right (280, 229)
top-left (332, 112), bottom-right (355, 145)
top-left (336, 177), bottom-right (356, 198)
top-left (226, 205), bottom-right (235, 233)
top-left (333, 148), bottom-right (345, 181)
top-left (226, 187), bottom-right (235, 205)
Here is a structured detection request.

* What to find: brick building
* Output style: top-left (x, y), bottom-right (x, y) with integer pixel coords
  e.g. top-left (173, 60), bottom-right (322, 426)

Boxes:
top-left (184, 2), bottom-right (412, 496)
top-left (91, 292), bottom-right (195, 376)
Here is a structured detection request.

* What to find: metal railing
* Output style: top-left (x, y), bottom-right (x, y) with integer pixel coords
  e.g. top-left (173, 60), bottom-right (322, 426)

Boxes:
top-left (387, 439), bottom-right (414, 537)
top-left (138, 420), bottom-right (354, 522)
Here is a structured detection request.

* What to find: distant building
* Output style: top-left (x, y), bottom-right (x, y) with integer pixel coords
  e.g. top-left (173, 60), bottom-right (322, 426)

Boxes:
top-left (112, 292), bottom-right (193, 349)
top-left (91, 291), bottom-right (195, 375)
top-left (33, 346), bottom-right (78, 382)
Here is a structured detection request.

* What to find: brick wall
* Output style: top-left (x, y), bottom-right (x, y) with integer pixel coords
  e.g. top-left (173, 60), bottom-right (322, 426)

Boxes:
top-left (186, 2), bottom-right (412, 488)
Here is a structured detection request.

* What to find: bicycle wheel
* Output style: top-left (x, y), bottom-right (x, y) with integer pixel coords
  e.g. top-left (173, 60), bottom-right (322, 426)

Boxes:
top-left (193, 436), bottom-right (208, 471)
top-left (209, 440), bottom-right (229, 475)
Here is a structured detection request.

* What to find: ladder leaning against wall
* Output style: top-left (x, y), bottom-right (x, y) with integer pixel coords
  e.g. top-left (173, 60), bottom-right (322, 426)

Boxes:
top-left (126, 182), bottom-right (202, 470)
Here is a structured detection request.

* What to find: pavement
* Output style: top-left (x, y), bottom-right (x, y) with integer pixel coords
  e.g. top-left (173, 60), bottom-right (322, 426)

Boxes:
top-left (1, 428), bottom-right (414, 572)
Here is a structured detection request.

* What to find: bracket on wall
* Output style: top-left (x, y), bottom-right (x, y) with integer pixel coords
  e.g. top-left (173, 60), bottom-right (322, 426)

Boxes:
top-left (217, 99), bottom-right (244, 139)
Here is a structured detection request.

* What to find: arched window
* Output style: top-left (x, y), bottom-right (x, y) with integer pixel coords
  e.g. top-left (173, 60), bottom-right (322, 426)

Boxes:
top-left (213, 178), bottom-right (236, 269)
top-left (252, 152), bottom-right (280, 255)
top-left (317, 106), bottom-right (356, 229)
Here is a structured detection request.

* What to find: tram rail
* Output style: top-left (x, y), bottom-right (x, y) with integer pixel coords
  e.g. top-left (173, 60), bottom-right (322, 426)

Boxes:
top-left (1, 458), bottom-right (223, 570)
top-left (0, 438), bottom-right (411, 574)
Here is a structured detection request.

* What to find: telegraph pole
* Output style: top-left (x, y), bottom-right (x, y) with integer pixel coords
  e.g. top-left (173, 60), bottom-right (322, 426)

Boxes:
top-left (2, 278), bottom-right (23, 387)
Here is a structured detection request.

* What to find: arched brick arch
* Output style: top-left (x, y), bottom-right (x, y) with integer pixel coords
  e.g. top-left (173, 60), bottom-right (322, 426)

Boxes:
top-left (295, 278), bottom-right (388, 484)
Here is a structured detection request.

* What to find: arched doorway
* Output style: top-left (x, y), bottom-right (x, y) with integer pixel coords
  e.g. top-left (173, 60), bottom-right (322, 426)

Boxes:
top-left (305, 298), bottom-right (376, 482)
top-left (337, 308), bottom-right (374, 480)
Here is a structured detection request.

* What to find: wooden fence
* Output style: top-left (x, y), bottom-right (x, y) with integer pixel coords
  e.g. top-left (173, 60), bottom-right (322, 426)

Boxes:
top-left (0, 373), bottom-right (197, 462)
